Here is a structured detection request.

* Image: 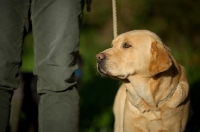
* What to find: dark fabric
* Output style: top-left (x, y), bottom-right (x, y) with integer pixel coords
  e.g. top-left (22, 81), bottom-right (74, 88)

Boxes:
top-left (0, 0), bottom-right (30, 91)
top-left (0, 1), bottom-right (30, 131)
top-left (0, 90), bottom-right (13, 132)
top-left (38, 87), bottom-right (80, 132)
top-left (0, 0), bottom-right (82, 131)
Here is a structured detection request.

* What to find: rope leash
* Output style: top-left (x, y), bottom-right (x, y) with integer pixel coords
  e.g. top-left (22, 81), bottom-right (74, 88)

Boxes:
top-left (112, 0), bottom-right (118, 38)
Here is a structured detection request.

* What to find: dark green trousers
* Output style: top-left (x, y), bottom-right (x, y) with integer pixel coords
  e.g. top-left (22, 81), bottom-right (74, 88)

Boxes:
top-left (0, 0), bottom-right (83, 131)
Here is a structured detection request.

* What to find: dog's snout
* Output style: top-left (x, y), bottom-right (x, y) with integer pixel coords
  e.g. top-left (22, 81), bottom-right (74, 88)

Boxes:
top-left (96, 53), bottom-right (106, 63)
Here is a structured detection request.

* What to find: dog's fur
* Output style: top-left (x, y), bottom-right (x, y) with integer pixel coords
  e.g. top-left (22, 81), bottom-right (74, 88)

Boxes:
top-left (96, 30), bottom-right (190, 132)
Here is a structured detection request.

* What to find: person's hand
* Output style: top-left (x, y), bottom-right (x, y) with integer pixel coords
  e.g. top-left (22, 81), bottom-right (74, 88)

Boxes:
top-left (86, 0), bottom-right (92, 12)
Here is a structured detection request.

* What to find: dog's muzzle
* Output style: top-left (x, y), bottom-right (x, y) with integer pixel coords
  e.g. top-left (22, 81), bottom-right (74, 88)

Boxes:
top-left (96, 52), bottom-right (106, 63)
top-left (96, 53), bottom-right (107, 75)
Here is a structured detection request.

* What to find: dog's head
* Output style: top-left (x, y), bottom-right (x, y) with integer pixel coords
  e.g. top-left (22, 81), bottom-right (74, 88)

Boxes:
top-left (96, 30), bottom-right (172, 80)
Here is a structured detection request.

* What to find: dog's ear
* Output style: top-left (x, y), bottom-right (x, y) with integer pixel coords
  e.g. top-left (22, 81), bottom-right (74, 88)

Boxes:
top-left (149, 41), bottom-right (172, 76)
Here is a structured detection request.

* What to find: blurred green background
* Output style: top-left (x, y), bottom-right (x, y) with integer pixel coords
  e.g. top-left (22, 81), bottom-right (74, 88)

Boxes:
top-left (12, 0), bottom-right (200, 132)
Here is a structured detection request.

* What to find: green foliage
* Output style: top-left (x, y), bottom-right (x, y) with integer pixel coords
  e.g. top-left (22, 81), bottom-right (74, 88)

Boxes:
top-left (21, 32), bottom-right (34, 72)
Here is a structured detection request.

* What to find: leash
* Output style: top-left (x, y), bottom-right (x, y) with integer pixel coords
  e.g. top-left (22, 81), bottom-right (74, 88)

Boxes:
top-left (112, 0), bottom-right (118, 38)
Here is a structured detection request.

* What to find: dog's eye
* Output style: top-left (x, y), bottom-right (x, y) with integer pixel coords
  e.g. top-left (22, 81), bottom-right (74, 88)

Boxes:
top-left (123, 43), bottom-right (131, 48)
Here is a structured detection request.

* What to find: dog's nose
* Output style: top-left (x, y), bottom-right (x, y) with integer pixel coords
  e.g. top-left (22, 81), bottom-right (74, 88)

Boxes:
top-left (96, 53), bottom-right (106, 63)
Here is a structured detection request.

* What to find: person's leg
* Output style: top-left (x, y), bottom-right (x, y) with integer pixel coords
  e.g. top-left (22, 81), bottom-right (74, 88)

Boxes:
top-left (0, 0), bottom-right (30, 131)
top-left (31, 0), bottom-right (83, 131)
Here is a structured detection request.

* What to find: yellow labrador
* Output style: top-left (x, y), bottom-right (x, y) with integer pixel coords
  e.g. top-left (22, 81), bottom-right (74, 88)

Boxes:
top-left (96, 30), bottom-right (190, 132)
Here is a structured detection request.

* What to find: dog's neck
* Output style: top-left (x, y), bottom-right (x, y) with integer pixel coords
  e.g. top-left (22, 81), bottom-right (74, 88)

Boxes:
top-left (126, 74), bottom-right (157, 109)
top-left (125, 60), bottom-right (180, 109)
